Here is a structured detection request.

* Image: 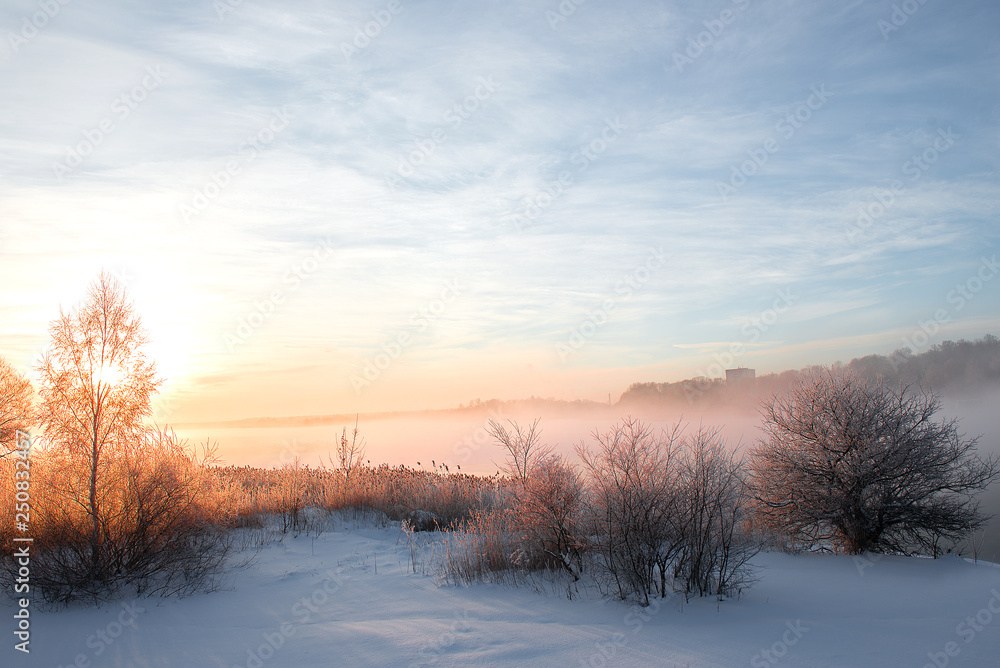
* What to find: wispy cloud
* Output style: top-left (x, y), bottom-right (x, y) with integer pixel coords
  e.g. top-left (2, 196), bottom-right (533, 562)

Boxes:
top-left (1, 0), bottom-right (998, 418)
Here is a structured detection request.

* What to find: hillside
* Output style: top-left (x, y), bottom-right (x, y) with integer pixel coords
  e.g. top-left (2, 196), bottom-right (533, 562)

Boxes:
top-left (620, 334), bottom-right (1000, 409)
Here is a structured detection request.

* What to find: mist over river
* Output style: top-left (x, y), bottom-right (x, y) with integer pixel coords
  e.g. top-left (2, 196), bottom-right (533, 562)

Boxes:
top-left (174, 389), bottom-right (1000, 562)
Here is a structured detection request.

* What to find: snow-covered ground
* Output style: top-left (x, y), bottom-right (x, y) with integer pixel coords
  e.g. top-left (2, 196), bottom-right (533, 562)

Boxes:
top-left (5, 512), bottom-right (1000, 667)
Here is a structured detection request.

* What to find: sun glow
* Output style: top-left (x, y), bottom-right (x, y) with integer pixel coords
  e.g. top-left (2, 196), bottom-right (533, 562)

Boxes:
top-left (97, 360), bottom-right (125, 388)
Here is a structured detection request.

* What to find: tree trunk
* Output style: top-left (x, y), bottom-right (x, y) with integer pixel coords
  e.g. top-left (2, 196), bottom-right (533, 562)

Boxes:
top-left (90, 420), bottom-right (101, 577)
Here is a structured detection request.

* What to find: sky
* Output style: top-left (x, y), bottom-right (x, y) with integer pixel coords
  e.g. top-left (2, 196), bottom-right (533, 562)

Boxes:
top-left (1, 0), bottom-right (998, 423)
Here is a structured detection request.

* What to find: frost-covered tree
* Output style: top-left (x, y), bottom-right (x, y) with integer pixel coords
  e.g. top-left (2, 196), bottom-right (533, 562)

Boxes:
top-left (489, 418), bottom-right (585, 578)
top-left (26, 271), bottom-right (227, 602)
top-left (36, 271), bottom-right (159, 573)
top-left (749, 369), bottom-right (999, 555)
top-left (0, 356), bottom-right (33, 452)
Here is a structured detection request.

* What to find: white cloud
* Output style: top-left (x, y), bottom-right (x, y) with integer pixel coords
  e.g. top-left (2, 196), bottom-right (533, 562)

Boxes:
top-left (1, 0), bottom-right (998, 415)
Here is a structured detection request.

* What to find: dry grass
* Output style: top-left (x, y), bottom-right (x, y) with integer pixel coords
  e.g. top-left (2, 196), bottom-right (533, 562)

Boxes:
top-left (206, 462), bottom-right (505, 533)
top-left (437, 507), bottom-right (529, 586)
top-left (0, 420), bottom-right (762, 606)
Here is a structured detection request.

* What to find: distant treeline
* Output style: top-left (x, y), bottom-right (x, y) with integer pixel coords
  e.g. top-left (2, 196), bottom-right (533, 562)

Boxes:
top-left (620, 334), bottom-right (1000, 407)
top-left (174, 336), bottom-right (1000, 429)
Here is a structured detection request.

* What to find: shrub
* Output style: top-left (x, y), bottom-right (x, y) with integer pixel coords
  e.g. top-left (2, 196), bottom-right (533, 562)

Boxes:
top-left (0, 430), bottom-right (229, 605)
top-left (749, 369), bottom-right (1000, 555)
top-left (578, 418), bottom-right (757, 604)
top-left (515, 454), bottom-right (586, 578)
top-left (439, 507), bottom-right (524, 586)
top-left (578, 417), bottom-right (683, 604)
top-left (673, 426), bottom-right (758, 599)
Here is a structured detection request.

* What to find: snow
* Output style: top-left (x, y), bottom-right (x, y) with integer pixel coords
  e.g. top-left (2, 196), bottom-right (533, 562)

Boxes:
top-left (5, 512), bottom-right (1000, 667)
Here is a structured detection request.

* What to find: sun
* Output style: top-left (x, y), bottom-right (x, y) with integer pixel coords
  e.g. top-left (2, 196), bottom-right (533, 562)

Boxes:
top-left (97, 359), bottom-right (126, 388)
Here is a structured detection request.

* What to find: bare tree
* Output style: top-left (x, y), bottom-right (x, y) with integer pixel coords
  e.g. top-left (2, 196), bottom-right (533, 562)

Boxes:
top-left (749, 369), bottom-right (1000, 555)
top-left (516, 453), bottom-right (586, 579)
top-left (0, 357), bottom-right (33, 453)
top-left (24, 272), bottom-right (228, 602)
top-left (488, 417), bottom-right (550, 483)
top-left (334, 415), bottom-right (366, 481)
top-left (36, 272), bottom-right (158, 575)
